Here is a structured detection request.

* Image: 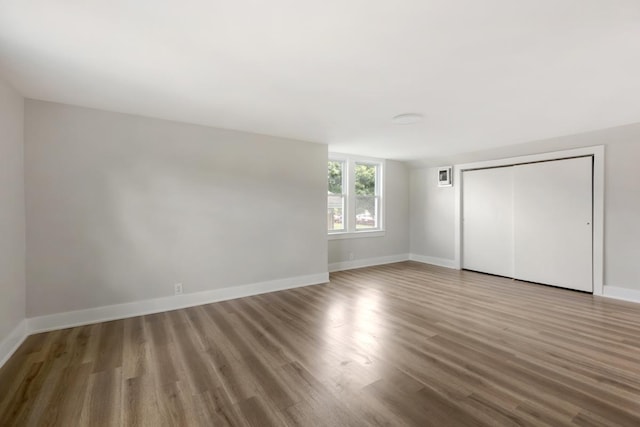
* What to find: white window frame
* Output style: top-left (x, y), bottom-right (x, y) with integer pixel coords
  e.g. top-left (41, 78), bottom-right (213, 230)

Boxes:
top-left (328, 153), bottom-right (385, 239)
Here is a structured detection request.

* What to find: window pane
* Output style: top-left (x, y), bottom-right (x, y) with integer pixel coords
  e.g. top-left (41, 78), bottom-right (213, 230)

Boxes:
top-left (355, 163), bottom-right (376, 196)
top-left (356, 196), bottom-right (377, 229)
top-left (328, 161), bottom-right (344, 194)
top-left (328, 195), bottom-right (345, 231)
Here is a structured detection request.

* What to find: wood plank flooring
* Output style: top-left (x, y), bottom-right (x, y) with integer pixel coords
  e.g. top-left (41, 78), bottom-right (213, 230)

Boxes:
top-left (1, 261), bottom-right (640, 426)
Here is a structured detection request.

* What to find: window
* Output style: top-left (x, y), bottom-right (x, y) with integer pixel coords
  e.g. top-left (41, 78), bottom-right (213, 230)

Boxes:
top-left (327, 160), bottom-right (345, 231)
top-left (328, 154), bottom-right (384, 236)
top-left (355, 162), bottom-right (380, 230)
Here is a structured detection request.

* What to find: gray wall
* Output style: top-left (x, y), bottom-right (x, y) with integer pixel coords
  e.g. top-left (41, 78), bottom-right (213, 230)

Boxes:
top-left (0, 78), bottom-right (25, 342)
top-left (409, 167), bottom-right (455, 261)
top-left (25, 100), bottom-right (328, 317)
top-left (328, 160), bottom-right (410, 265)
top-left (409, 122), bottom-right (640, 291)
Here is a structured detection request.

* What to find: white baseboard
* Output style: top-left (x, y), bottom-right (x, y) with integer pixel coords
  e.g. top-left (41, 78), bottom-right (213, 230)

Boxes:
top-left (409, 253), bottom-right (457, 269)
top-left (602, 286), bottom-right (640, 304)
top-left (0, 319), bottom-right (28, 368)
top-left (28, 272), bottom-right (329, 334)
top-left (329, 254), bottom-right (410, 273)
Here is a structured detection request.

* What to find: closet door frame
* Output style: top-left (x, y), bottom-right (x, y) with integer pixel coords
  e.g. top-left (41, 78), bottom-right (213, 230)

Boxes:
top-left (453, 146), bottom-right (605, 296)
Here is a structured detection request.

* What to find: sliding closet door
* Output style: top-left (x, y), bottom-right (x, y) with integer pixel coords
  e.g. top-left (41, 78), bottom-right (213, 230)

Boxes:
top-left (513, 157), bottom-right (593, 292)
top-left (462, 167), bottom-right (514, 277)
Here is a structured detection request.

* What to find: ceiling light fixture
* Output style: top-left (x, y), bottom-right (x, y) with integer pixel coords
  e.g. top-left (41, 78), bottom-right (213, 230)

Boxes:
top-left (392, 113), bottom-right (424, 125)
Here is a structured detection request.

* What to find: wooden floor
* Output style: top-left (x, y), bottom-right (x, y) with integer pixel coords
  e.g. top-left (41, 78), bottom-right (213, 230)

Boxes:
top-left (1, 262), bottom-right (640, 426)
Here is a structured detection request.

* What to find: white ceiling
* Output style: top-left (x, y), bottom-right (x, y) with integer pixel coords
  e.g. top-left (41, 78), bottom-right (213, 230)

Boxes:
top-left (1, 0), bottom-right (639, 161)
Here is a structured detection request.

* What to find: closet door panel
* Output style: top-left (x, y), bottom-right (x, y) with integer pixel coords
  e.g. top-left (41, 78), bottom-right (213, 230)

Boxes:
top-left (513, 157), bottom-right (593, 292)
top-left (462, 167), bottom-right (514, 277)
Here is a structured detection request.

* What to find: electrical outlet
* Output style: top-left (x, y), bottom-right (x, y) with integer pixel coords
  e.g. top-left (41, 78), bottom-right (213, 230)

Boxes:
top-left (349, 252), bottom-right (354, 260)
top-left (174, 283), bottom-right (183, 295)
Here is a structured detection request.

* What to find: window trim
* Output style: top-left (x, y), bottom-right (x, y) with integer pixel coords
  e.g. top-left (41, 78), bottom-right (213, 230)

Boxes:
top-left (328, 153), bottom-right (385, 239)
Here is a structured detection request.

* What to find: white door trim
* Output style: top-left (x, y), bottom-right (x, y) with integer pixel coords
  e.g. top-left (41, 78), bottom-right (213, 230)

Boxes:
top-left (453, 145), bottom-right (605, 296)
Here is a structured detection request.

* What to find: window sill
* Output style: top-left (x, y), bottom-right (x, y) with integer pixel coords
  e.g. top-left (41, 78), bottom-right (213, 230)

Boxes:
top-left (328, 230), bottom-right (385, 240)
